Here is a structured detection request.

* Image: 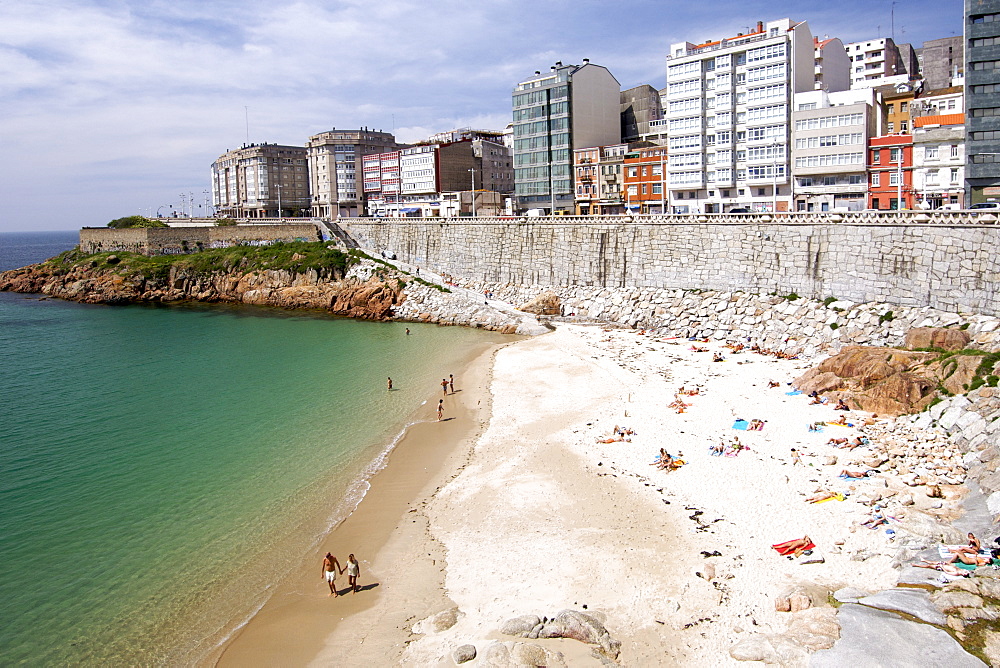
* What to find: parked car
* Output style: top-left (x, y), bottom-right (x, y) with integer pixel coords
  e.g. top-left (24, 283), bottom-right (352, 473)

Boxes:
top-left (728, 207), bottom-right (751, 213)
top-left (968, 202), bottom-right (1000, 210)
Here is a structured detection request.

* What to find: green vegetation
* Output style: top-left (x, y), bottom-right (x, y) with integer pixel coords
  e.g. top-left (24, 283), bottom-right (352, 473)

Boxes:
top-left (45, 241), bottom-right (357, 282)
top-left (829, 322), bottom-right (839, 330)
top-left (822, 296), bottom-right (838, 307)
top-left (960, 322), bottom-right (971, 330)
top-left (879, 310), bottom-right (895, 324)
top-left (349, 250), bottom-right (451, 292)
top-left (783, 292), bottom-right (800, 301)
top-left (106, 215), bottom-right (168, 229)
top-left (214, 218), bottom-right (238, 226)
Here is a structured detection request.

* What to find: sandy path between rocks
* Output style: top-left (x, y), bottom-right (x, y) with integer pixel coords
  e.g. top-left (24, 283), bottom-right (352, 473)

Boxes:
top-left (402, 324), bottom-right (901, 665)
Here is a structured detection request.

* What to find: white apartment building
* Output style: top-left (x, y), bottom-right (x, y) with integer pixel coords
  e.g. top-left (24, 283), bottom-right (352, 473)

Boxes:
top-left (814, 37), bottom-right (850, 91)
top-left (791, 89), bottom-right (881, 211)
top-left (911, 87), bottom-right (966, 209)
top-left (844, 38), bottom-right (907, 89)
top-left (664, 18), bottom-right (826, 213)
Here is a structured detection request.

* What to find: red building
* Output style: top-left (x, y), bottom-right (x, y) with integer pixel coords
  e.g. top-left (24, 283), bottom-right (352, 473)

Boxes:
top-left (868, 135), bottom-right (915, 210)
top-left (623, 146), bottom-right (668, 214)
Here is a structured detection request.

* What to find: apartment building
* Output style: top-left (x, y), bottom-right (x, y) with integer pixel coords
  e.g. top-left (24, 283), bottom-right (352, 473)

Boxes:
top-left (621, 85), bottom-right (664, 142)
top-left (868, 135), bottom-right (915, 209)
top-left (911, 88), bottom-right (965, 209)
top-left (965, 0), bottom-right (1000, 204)
top-left (305, 128), bottom-right (401, 219)
top-left (211, 144), bottom-right (309, 218)
top-left (791, 89), bottom-right (879, 211)
top-left (814, 37), bottom-right (850, 91)
top-left (363, 137), bottom-right (512, 217)
top-left (623, 146), bottom-right (669, 213)
top-left (664, 18), bottom-right (831, 213)
top-left (919, 36), bottom-right (965, 90)
top-left (512, 61), bottom-right (621, 214)
top-left (845, 38), bottom-right (907, 88)
top-left (573, 144), bottom-right (631, 215)
top-left (879, 83), bottom-right (919, 134)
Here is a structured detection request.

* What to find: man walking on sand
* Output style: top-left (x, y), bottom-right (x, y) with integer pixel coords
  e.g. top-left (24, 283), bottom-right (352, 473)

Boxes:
top-left (437, 399), bottom-right (444, 421)
top-left (449, 374), bottom-right (455, 394)
top-left (387, 377), bottom-right (393, 391)
top-left (441, 378), bottom-right (449, 396)
top-left (322, 552), bottom-right (342, 596)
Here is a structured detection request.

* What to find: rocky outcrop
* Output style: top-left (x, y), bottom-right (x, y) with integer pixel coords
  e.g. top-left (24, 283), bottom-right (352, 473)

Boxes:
top-left (518, 291), bottom-right (561, 316)
top-left (0, 256), bottom-right (546, 334)
top-left (499, 610), bottom-right (620, 661)
top-left (792, 343), bottom-right (998, 416)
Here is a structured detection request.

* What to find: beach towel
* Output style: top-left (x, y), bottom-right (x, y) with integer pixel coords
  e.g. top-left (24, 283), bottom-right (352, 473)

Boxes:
top-left (786, 390), bottom-right (802, 396)
top-left (809, 425), bottom-right (825, 433)
top-left (812, 492), bottom-right (845, 503)
top-left (825, 422), bottom-right (855, 428)
top-left (732, 419), bottom-right (749, 430)
top-left (772, 539), bottom-right (815, 556)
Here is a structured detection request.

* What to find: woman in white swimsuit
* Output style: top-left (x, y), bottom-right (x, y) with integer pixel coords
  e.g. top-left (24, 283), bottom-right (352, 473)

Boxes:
top-left (346, 554), bottom-right (360, 593)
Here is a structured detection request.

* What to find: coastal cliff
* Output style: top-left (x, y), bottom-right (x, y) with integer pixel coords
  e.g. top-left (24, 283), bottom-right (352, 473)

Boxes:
top-left (0, 253), bottom-right (401, 320)
top-left (0, 243), bottom-right (546, 335)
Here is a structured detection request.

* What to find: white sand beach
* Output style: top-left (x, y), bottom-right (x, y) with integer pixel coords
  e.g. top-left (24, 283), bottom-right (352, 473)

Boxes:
top-left (296, 323), bottom-right (912, 665)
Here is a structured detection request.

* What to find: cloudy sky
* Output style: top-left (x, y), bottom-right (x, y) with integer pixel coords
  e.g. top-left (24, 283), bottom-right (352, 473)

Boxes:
top-left (1, 0), bottom-right (961, 231)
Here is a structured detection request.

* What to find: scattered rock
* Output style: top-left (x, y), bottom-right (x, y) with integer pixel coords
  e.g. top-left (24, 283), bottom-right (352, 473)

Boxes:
top-left (452, 644), bottom-right (477, 664)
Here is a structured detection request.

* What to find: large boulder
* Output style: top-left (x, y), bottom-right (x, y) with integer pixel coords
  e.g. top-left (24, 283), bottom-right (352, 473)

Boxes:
top-left (518, 291), bottom-right (561, 316)
top-left (906, 327), bottom-right (972, 351)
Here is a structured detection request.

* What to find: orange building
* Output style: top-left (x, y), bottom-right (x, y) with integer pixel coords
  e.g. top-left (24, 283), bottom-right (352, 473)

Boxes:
top-left (622, 146), bottom-right (668, 214)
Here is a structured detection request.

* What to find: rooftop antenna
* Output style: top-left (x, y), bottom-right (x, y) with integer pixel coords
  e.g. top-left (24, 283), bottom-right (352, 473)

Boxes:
top-left (891, 0), bottom-right (897, 41)
top-left (244, 106), bottom-right (249, 145)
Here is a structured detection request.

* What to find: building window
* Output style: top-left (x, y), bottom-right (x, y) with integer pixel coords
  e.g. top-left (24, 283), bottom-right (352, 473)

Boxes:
top-left (951, 144), bottom-right (960, 158)
top-left (900, 102), bottom-right (908, 112)
top-left (627, 185), bottom-right (638, 196)
top-left (889, 171), bottom-right (901, 186)
top-left (900, 121), bottom-right (908, 131)
top-left (887, 122), bottom-right (894, 132)
top-left (628, 167), bottom-right (638, 177)
top-left (925, 146), bottom-right (938, 160)
top-left (871, 173), bottom-right (880, 186)
top-left (890, 148), bottom-right (902, 162)
top-left (653, 184), bottom-right (663, 194)
top-left (872, 150), bottom-right (880, 164)
top-left (951, 168), bottom-right (960, 183)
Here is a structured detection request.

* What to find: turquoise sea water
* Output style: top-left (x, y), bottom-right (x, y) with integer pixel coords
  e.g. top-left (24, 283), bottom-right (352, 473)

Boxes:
top-left (0, 232), bottom-right (505, 665)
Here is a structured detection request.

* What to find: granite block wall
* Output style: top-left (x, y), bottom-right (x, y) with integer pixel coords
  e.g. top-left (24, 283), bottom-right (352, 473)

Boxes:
top-left (339, 215), bottom-right (1000, 316)
top-left (80, 224), bottom-right (320, 255)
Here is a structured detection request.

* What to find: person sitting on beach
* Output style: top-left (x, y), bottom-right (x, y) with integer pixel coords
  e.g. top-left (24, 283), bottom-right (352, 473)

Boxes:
top-left (861, 509), bottom-right (888, 529)
top-left (835, 398), bottom-right (850, 411)
top-left (709, 441), bottom-right (726, 456)
top-left (768, 380), bottom-right (780, 388)
top-left (808, 422), bottom-right (822, 432)
top-left (650, 448), bottom-right (669, 466)
top-left (791, 448), bottom-right (802, 465)
top-left (809, 395), bottom-right (827, 405)
top-left (838, 469), bottom-right (874, 479)
top-left (656, 452), bottom-right (676, 470)
top-left (712, 352), bottom-right (725, 362)
top-left (827, 437), bottom-right (848, 446)
top-left (832, 414), bottom-right (849, 426)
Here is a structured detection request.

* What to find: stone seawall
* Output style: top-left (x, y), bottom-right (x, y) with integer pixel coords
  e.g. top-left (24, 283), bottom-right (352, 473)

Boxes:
top-left (80, 224), bottom-right (320, 255)
top-left (338, 215), bottom-right (1000, 317)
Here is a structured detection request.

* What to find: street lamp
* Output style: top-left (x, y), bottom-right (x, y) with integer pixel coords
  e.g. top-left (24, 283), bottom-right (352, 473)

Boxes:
top-left (660, 151), bottom-right (667, 215)
top-left (468, 168), bottom-right (476, 217)
top-left (896, 150), bottom-right (904, 210)
top-left (276, 183), bottom-right (283, 219)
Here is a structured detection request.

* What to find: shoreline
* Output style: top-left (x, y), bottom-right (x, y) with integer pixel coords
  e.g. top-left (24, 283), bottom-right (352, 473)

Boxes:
top-left (212, 336), bottom-right (511, 665)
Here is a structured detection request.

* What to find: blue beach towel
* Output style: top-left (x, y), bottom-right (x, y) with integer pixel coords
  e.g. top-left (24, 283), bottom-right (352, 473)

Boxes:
top-left (732, 419), bottom-right (749, 430)
top-left (785, 390), bottom-right (802, 396)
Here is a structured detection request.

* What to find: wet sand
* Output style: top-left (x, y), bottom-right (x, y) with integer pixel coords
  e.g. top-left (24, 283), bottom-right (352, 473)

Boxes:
top-left (213, 339), bottom-right (507, 666)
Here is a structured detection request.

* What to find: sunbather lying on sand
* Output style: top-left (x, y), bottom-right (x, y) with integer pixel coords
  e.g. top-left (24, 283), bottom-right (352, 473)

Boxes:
top-left (596, 435), bottom-right (630, 443)
top-left (772, 536), bottom-right (814, 557)
top-left (806, 490), bottom-right (844, 503)
top-left (768, 380), bottom-right (780, 388)
top-left (839, 469), bottom-right (874, 479)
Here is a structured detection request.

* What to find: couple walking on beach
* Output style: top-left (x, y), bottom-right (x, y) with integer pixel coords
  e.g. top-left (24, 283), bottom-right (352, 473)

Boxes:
top-left (321, 552), bottom-right (361, 597)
